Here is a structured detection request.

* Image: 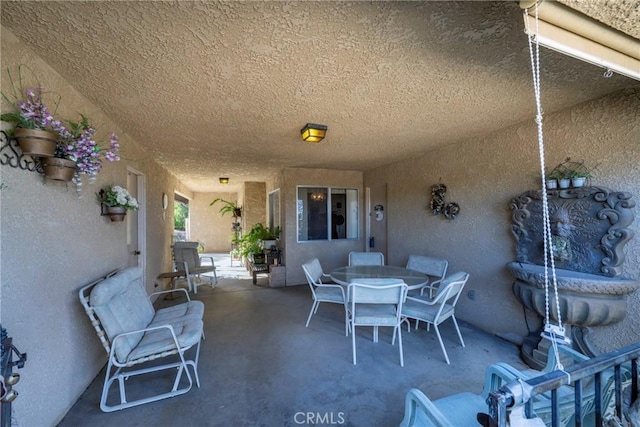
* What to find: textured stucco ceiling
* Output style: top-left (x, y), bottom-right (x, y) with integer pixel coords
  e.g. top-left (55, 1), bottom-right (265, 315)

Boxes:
top-left (2, 1), bottom-right (638, 192)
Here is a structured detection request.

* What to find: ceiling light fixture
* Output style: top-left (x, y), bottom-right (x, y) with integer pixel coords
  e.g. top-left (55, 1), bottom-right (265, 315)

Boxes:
top-left (219, 177), bottom-right (229, 184)
top-left (301, 123), bottom-right (328, 143)
top-left (519, 0), bottom-right (640, 81)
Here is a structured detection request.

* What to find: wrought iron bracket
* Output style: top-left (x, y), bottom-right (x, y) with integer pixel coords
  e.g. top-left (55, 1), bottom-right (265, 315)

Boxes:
top-left (0, 130), bottom-right (44, 174)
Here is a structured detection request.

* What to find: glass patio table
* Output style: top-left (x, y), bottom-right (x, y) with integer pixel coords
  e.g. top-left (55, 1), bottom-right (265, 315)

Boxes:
top-left (330, 265), bottom-right (428, 291)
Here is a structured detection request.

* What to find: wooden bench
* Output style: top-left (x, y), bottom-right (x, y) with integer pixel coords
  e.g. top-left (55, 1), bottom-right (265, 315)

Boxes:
top-left (248, 262), bottom-right (269, 285)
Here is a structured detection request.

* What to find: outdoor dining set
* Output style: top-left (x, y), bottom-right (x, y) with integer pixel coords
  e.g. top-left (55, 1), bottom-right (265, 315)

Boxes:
top-left (301, 252), bottom-right (470, 367)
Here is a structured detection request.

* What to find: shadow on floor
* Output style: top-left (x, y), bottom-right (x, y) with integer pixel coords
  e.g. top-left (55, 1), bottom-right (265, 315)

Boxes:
top-left (59, 271), bottom-right (527, 427)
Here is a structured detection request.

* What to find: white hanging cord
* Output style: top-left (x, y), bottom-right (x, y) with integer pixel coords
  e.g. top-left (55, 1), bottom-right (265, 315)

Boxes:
top-left (524, 5), bottom-right (569, 351)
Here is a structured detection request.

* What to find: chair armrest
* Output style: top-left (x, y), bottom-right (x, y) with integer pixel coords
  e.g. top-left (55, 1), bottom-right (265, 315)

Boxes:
top-left (482, 363), bottom-right (529, 398)
top-left (400, 388), bottom-right (455, 427)
top-left (150, 288), bottom-right (191, 301)
top-left (406, 295), bottom-right (438, 306)
top-left (110, 323), bottom-right (182, 363)
top-left (419, 278), bottom-right (443, 296)
top-left (317, 282), bottom-right (347, 301)
top-left (199, 255), bottom-right (215, 267)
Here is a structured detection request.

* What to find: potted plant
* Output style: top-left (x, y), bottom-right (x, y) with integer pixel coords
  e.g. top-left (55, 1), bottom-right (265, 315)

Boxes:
top-left (209, 198), bottom-right (242, 217)
top-left (248, 223), bottom-right (280, 250)
top-left (239, 231), bottom-right (264, 264)
top-left (54, 114), bottom-right (121, 184)
top-left (1, 70), bottom-right (63, 158)
top-left (567, 161), bottom-right (594, 188)
top-left (544, 169), bottom-right (561, 190)
top-left (97, 185), bottom-right (139, 221)
top-left (549, 158), bottom-right (595, 189)
top-left (547, 161), bottom-right (573, 189)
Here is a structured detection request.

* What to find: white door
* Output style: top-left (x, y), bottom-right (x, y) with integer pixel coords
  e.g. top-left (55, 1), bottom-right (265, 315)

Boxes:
top-left (127, 169), bottom-right (146, 270)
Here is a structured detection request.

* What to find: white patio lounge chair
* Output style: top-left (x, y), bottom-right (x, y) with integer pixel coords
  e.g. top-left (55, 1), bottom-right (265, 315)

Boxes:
top-left (79, 266), bottom-right (204, 412)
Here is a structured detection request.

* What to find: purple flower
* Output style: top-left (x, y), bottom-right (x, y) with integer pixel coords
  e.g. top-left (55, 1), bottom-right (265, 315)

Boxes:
top-left (57, 115), bottom-right (121, 175)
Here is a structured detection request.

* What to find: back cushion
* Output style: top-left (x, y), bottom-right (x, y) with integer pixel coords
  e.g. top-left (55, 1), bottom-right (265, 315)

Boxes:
top-left (91, 267), bottom-right (155, 362)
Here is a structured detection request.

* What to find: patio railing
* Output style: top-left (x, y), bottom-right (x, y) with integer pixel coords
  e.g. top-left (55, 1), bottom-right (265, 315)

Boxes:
top-left (486, 341), bottom-right (640, 427)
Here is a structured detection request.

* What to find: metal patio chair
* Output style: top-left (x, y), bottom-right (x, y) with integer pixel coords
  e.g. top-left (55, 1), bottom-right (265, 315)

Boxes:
top-left (172, 241), bottom-right (217, 293)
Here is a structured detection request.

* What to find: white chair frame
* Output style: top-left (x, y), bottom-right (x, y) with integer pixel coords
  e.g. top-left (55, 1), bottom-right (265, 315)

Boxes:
top-left (348, 279), bottom-right (408, 367)
top-left (348, 251), bottom-right (385, 266)
top-left (172, 242), bottom-right (218, 293)
top-left (401, 272), bottom-right (469, 364)
top-left (79, 267), bottom-right (204, 412)
top-left (302, 258), bottom-right (349, 336)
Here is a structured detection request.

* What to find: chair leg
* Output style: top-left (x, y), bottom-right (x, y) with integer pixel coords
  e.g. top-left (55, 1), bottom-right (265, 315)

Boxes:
top-left (397, 326), bottom-right (404, 367)
top-left (433, 324), bottom-right (450, 365)
top-left (344, 305), bottom-right (349, 336)
top-left (451, 316), bottom-right (465, 347)
top-left (305, 300), bottom-right (318, 327)
top-left (352, 324), bottom-right (357, 365)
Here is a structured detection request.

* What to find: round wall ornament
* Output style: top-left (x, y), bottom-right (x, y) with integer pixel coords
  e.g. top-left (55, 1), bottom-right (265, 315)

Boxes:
top-left (162, 193), bottom-right (168, 210)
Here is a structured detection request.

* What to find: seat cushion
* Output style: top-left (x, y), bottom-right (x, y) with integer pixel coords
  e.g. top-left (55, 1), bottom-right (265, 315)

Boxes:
top-left (126, 318), bottom-right (203, 363)
top-left (154, 300), bottom-right (205, 323)
top-left (91, 267), bottom-right (155, 362)
top-left (315, 286), bottom-right (345, 303)
top-left (402, 299), bottom-right (453, 323)
top-left (188, 266), bottom-right (216, 275)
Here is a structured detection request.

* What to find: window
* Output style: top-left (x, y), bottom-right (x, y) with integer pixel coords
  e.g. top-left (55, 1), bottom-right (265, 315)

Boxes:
top-left (297, 187), bottom-right (358, 241)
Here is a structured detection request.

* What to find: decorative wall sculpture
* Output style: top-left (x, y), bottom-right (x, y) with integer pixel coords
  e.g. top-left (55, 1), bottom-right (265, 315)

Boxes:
top-left (429, 183), bottom-right (460, 220)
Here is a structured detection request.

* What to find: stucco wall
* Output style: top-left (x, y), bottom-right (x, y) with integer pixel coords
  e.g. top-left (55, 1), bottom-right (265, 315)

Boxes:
top-left (0, 27), bottom-right (181, 426)
top-left (282, 168), bottom-right (364, 286)
top-left (243, 181), bottom-right (267, 232)
top-left (364, 88), bottom-right (640, 351)
top-left (190, 191), bottom-right (238, 251)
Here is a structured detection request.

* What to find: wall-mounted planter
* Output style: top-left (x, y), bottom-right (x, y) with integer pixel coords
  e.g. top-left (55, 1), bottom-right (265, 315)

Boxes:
top-left (42, 157), bottom-right (76, 181)
top-left (14, 128), bottom-right (57, 157)
top-left (106, 206), bottom-right (126, 222)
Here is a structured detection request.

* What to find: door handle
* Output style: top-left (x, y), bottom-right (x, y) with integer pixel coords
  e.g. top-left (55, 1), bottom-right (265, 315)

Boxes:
top-left (132, 250), bottom-right (141, 256)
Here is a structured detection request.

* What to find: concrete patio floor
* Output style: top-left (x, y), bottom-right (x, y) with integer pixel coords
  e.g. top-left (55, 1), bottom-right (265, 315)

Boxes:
top-left (59, 254), bottom-right (529, 427)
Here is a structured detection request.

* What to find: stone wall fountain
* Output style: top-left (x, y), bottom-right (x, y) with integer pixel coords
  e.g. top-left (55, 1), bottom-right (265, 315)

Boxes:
top-left (508, 186), bottom-right (639, 369)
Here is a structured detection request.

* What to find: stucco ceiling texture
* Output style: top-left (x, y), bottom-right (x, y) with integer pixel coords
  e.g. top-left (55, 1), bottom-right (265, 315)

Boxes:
top-left (2, 1), bottom-right (639, 192)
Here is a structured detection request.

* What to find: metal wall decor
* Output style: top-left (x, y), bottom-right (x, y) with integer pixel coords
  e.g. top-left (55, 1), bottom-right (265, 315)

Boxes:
top-left (429, 182), bottom-right (460, 220)
top-left (429, 183), bottom-right (447, 215)
top-left (0, 130), bottom-right (43, 173)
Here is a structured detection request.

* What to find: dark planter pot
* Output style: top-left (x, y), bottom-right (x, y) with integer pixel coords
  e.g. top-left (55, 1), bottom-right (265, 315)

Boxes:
top-left (252, 253), bottom-right (265, 264)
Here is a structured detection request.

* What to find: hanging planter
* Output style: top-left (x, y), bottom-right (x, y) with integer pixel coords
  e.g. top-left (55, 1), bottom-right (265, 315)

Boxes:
top-left (105, 206), bottom-right (126, 222)
top-left (14, 128), bottom-right (57, 157)
top-left (42, 157), bottom-right (76, 181)
top-left (97, 185), bottom-right (139, 222)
